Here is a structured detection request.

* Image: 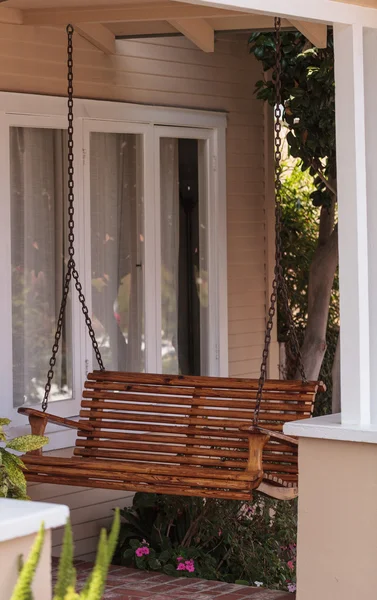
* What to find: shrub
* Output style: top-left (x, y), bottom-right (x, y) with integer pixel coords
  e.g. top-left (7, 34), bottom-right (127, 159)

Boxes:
top-left (0, 418), bottom-right (48, 499)
top-left (11, 509), bottom-right (120, 600)
top-left (114, 492), bottom-right (297, 592)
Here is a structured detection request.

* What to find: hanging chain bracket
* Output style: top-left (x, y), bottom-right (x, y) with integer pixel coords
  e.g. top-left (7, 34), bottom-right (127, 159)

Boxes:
top-left (42, 24), bottom-right (105, 413)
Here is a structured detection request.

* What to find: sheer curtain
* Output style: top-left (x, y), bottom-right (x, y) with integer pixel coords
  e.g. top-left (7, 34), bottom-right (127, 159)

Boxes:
top-left (160, 138), bottom-right (180, 374)
top-left (10, 127), bottom-right (72, 407)
top-left (90, 132), bottom-right (144, 372)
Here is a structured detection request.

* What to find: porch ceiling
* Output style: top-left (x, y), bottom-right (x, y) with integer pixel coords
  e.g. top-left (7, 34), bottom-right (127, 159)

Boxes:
top-left (0, 0), bottom-right (328, 53)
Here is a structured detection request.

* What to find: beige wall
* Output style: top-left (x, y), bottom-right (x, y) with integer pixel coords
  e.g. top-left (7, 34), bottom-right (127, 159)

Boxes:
top-left (297, 438), bottom-right (377, 600)
top-left (0, 23), bottom-right (270, 557)
top-left (1, 530), bottom-right (51, 600)
top-left (0, 23), bottom-right (269, 378)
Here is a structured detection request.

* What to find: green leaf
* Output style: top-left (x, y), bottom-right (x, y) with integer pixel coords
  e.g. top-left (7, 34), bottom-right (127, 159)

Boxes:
top-left (235, 580), bottom-right (250, 586)
top-left (148, 557), bottom-right (161, 570)
top-left (53, 520), bottom-right (76, 599)
top-left (0, 418), bottom-right (11, 426)
top-left (0, 450), bottom-right (27, 492)
top-left (158, 550), bottom-right (171, 563)
top-left (6, 435), bottom-right (49, 453)
top-left (10, 524), bottom-right (45, 600)
top-left (122, 548), bottom-right (135, 561)
top-left (163, 564), bottom-right (177, 577)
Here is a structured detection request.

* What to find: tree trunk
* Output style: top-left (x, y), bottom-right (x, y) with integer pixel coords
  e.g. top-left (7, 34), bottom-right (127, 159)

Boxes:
top-left (297, 203), bottom-right (339, 381)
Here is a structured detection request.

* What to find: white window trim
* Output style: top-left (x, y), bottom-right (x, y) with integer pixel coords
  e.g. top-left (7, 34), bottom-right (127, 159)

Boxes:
top-left (0, 92), bottom-right (228, 443)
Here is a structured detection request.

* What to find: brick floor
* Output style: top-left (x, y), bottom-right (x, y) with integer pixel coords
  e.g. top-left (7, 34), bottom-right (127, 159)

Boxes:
top-left (52, 559), bottom-right (295, 600)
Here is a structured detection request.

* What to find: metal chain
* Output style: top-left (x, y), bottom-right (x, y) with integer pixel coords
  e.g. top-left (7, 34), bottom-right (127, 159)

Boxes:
top-left (253, 17), bottom-right (306, 426)
top-left (42, 24), bottom-right (105, 412)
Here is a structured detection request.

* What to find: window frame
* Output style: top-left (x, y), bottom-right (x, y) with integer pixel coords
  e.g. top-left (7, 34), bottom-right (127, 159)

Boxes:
top-left (0, 92), bottom-right (228, 437)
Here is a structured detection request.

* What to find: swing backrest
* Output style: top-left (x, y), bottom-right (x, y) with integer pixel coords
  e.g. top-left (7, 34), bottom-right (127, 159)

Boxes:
top-left (74, 371), bottom-right (325, 484)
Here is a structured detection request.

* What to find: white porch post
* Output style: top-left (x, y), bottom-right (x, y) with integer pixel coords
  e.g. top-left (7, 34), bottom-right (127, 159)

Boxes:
top-left (363, 27), bottom-right (377, 425)
top-left (334, 23), bottom-right (371, 427)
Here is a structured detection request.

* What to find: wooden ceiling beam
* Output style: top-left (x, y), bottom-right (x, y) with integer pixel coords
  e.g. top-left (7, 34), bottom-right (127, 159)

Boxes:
top-left (168, 17), bottom-right (214, 51)
top-left (74, 23), bottom-right (116, 54)
top-left (0, 6), bottom-right (23, 25)
top-left (288, 19), bottom-right (328, 47)
top-left (22, 3), bottom-right (242, 27)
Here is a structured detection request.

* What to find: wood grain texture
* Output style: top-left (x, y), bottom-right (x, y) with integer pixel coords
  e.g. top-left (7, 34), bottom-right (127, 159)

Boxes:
top-left (21, 371), bottom-right (322, 498)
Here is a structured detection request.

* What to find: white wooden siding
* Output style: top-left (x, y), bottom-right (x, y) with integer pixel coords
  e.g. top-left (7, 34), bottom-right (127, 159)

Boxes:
top-left (0, 24), bottom-right (268, 555)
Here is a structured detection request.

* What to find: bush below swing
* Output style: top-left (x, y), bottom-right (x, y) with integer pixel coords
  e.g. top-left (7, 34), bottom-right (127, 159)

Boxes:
top-left (114, 492), bottom-right (298, 592)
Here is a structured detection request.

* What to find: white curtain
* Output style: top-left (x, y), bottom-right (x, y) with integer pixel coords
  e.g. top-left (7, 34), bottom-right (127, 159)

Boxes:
top-left (90, 132), bottom-right (144, 372)
top-left (10, 127), bottom-right (71, 407)
top-left (160, 138), bottom-right (180, 374)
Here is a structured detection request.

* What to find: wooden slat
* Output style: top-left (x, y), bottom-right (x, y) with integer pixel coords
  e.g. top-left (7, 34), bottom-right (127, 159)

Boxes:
top-left (76, 419), bottom-right (300, 450)
top-left (88, 371), bottom-right (325, 393)
top-left (23, 465), bottom-right (255, 491)
top-left (25, 474), bottom-right (251, 501)
top-left (73, 447), bottom-right (297, 466)
top-left (84, 381), bottom-right (316, 403)
top-left (79, 409), bottom-right (284, 431)
top-left (80, 398), bottom-right (303, 422)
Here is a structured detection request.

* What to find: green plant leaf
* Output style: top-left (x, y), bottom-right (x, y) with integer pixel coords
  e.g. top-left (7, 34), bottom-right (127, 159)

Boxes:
top-left (235, 580), bottom-right (250, 586)
top-left (129, 539), bottom-right (141, 550)
top-left (10, 524), bottom-right (45, 600)
top-left (148, 557), bottom-right (161, 570)
top-left (53, 519), bottom-right (76, 599)
top-left (0, 450), bottom-right (27, 492)
top-left (0, 418), bottom-right (11, 426)
top-left (163, 564), bottom-right (177, 577)
top-left (122, 548), bottom-right (135, 561)
top-left (6, 435), bottom-right (49, 453)
top-left (158, 550), bottom-right (171, 563)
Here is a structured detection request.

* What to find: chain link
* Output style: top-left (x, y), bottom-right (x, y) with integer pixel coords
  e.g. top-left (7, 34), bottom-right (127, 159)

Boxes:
top-left (42, 24), bottom-right (105, 412)
top-left (253, 17), bottom-right (307, 426)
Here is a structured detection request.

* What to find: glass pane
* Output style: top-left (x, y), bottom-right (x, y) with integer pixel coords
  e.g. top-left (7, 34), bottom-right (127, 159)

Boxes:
top-left (160, 137), bottom-right (209, 375)
top-left (90, 132), bottom-right (145, 372)
top-left (10, 127), bottom-right (72, 407)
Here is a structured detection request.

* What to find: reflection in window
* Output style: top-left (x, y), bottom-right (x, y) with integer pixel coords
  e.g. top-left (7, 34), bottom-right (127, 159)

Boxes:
top-left (160, 138), bottom-right (209, 375)
top-left (90, 132), bottom-right (145, 372)
top-left (10, 127), bottom-right (72, 407)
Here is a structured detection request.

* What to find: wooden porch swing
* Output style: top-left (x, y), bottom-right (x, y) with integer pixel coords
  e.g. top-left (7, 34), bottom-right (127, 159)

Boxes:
top-left (19, 20), bottom-right (325, 502)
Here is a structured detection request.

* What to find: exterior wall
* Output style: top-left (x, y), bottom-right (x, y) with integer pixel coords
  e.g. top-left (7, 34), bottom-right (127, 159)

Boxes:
top-left (297, 438), bottom-right (377, 600)
top-left (0, 23), bottom-right (269, 378)
top-left (0, 24), bottom-right (269, 556)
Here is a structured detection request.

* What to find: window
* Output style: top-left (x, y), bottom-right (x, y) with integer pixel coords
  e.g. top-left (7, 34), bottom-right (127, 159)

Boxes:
top-left (0, 94), bottom-right (227, 427)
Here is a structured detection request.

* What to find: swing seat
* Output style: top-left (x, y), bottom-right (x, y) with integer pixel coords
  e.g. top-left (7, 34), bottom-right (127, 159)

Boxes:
top-left (19, 371), bottom-right (325, 501)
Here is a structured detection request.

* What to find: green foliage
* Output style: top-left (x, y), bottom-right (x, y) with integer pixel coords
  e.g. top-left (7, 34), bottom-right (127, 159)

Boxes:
top-left (0, 420), bottom-right (48, 499)
top-left (114, 493), bottom-right (297, 592)
top-left (249, 29), bottom-right (335, 209)
top-left (11, 523), bottom-right (45, 600)
top-left (278, 163), bottom-right (339, 414)
top-left (249, 28), bottom-right (339, 413)
top-left (11, 510), bottom-right (121, 600)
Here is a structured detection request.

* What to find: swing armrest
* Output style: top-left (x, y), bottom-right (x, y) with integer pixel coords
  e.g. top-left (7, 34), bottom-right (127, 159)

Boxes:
top-left (239, 425), bottom-right (298, 447)
top-left (18, 407), bottom-right (94, 433)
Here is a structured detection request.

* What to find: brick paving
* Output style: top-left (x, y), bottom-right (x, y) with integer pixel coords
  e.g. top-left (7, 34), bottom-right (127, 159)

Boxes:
top-left (52, 559), bottom-right (295, 600)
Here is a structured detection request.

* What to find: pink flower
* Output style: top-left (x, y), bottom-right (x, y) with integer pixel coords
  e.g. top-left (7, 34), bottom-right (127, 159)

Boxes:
top-left (135, 548), bottom-right (144, 557)
top-left (288, 583), bottom-right (297, 593)
top-left (142, 547), bottom-right (150, 556)
top-left (177, 556), bottom-right (184, 562)
top-left (287, 561), bottom-right (295, 571)
top-left (218, 529), bottom-right (222, 536)
top-left (185, 559), bottom-right (195, 573)
top-left (177, 563), bottom-right (186, 571)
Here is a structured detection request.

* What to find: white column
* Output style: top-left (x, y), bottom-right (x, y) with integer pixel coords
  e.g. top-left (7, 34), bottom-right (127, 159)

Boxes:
top-left (364, 28), bottom-right (377, 425)
top-left (334, 23), bottom-right (371, 426)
